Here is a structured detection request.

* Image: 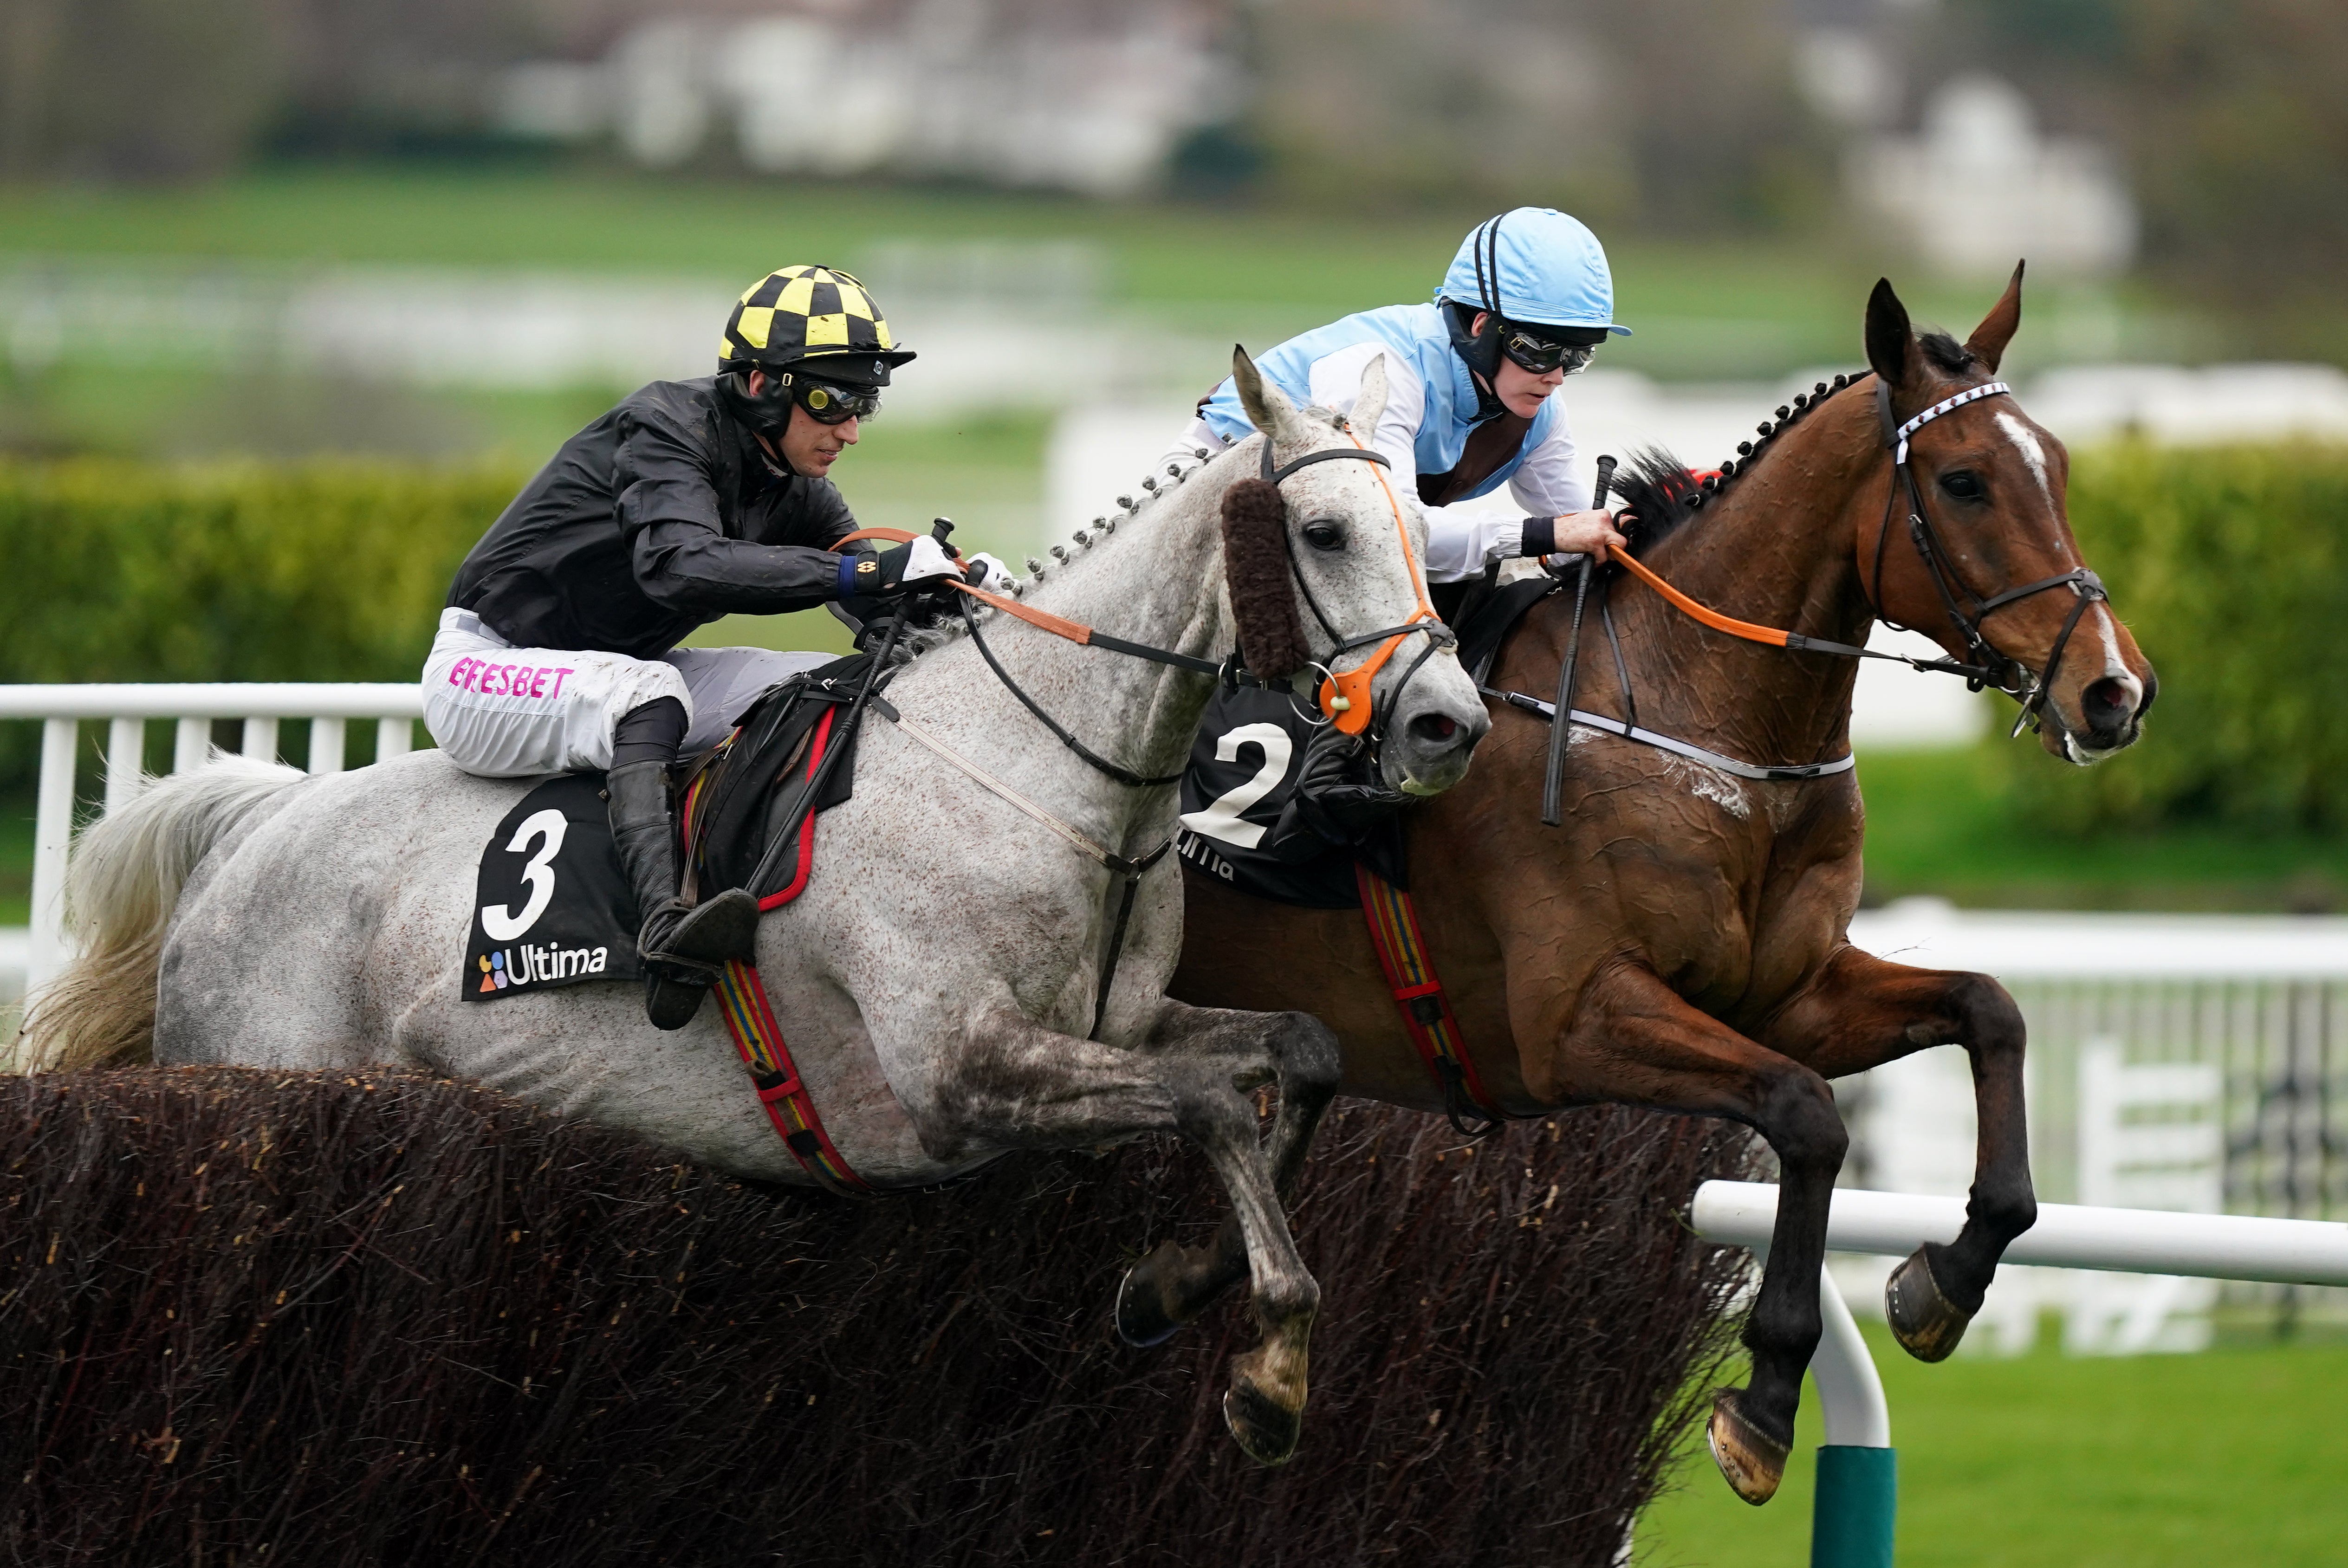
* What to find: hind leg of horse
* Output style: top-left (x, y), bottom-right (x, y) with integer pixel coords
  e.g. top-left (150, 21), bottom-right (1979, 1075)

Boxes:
top-left (1544, 964), bottom-right (1847, 1505)
top-left (931, 1003), bottom-right (1339, 1464)
top-left (1767, 946), bottom-right (2037, 1362)
top-left (1114, 1000), bottom-right (1342, 1349)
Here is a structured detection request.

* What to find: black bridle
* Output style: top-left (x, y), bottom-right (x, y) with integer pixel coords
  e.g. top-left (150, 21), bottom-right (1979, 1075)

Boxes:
top-left (1258, 442), bottom-right (1457, 754)
top-left (1870, 378), bottom-right (2109, 737)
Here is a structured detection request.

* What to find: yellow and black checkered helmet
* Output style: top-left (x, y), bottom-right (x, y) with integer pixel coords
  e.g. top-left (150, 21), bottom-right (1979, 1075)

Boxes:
top-left (719, 265), bottom-right (914, 387)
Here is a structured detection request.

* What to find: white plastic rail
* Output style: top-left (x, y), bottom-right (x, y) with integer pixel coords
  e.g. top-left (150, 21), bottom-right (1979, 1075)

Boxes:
top-left (0, 683), bottom-right (423, 995)
top-left (1693, 1180), bottom-right (2348, 1287)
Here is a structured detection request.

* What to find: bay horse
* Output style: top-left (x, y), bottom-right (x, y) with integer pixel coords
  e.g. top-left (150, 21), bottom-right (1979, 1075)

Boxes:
top-left (29, 350), bottom-right (1490, 1467)
top-left (1151, 270), bottom-right (2156, 1501)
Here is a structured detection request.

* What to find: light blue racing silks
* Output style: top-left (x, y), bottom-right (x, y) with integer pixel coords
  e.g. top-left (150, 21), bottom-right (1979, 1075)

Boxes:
top-left (1197, 303), bottom-right (1558, 503)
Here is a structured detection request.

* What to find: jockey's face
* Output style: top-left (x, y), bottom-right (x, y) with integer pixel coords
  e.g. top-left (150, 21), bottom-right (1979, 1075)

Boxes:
top-left (1470, 311), bottom-right (1569, 418)
top-left (747, 369), bottom-right (861, 477)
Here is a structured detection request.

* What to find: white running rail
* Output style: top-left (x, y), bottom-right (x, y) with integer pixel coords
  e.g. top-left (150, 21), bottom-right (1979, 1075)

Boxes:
top-left (0, 683), bottom-right (423, 995)
top-left (1693, 1179), bottom-right (2348, 1287)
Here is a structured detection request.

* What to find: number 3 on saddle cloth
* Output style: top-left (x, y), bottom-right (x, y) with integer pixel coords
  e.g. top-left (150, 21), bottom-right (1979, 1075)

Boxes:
top-left (461, 654), bottom-right (880, 1192)
top-left (1178, 683), bottom-right (1509, 1134)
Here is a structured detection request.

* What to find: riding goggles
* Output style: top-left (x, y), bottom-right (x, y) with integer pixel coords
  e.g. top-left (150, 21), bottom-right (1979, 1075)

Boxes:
top-left (1499, 325), bottom-right (1597, 376)
top-left (788, 375), bottom-right (881, 425)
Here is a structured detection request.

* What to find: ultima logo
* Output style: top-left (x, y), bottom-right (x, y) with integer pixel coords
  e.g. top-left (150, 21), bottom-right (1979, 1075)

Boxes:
top-left (478, 944), bottom-right (610, 991)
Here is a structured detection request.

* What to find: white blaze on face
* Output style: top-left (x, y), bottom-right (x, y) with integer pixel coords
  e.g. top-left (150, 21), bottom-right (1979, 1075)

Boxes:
top-left (1993, 411), bottom-right (2052, 503)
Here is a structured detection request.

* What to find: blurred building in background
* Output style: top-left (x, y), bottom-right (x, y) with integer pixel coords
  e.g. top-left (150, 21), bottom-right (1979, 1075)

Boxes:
top-left (1845, 73), bottom-right (2135, 278)
top-left (497, 1), bottom-right (1240, 198)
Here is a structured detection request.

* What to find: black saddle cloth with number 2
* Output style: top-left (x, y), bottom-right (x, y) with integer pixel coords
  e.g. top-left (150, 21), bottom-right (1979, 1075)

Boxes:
top-left (1176, 683), bottom-right (1407, 910)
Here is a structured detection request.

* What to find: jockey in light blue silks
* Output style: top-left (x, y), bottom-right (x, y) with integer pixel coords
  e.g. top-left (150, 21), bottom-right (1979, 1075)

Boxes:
top-left (1169, 206), bottom-right (1631, 582)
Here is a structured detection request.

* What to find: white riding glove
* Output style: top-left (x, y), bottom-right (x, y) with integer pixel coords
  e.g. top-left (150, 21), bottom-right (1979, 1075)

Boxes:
top-left (962, 551), bottom-right (1015, 594)
top-left (899, 534), bottom-right (960, 585)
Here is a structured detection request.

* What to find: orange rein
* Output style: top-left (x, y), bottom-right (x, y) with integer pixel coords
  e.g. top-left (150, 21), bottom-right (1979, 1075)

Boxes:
top-left (1314, 423), bottom-right (1443, 735)
top-left (827, 527), bottom-right (1103, 646)
top-left (1607, 549), bottom-right (1792, 649)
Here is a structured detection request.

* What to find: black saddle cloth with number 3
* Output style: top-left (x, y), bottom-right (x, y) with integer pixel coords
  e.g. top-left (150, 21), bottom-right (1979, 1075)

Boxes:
top-left (462, 772), bottom-right (643, 1001)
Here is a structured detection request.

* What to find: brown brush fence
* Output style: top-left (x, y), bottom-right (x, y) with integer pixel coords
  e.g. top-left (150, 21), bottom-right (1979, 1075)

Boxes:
top-left (1, 1069), bottom-right (1753, 1568)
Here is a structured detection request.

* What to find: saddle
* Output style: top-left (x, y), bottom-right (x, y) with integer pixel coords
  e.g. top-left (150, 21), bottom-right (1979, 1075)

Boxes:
top-left (677, 651), bottom-right (880, 910)
top-left (1177, 581), bottom-right (1552, 913)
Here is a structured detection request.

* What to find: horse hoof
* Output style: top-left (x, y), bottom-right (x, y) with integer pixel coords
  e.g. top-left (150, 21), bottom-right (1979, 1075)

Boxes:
top-left (1886, 1246), bottom-right (1971, 1362)
top-left (1222, 1380), bottom-right (1303, 1467)
top-left (1706, 1388), bottom-right (1788, 1505)
top-left (1113, 1244), bottom-right (1187, 1348)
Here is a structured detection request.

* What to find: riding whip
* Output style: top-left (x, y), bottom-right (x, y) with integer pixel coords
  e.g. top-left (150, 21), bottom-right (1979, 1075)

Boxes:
top-left (1541, 454), bottom-right (1613, 827)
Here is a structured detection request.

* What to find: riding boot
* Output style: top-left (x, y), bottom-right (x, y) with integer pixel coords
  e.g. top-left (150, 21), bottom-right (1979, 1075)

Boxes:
top-left (607, 758), bottom-right (760, 1030)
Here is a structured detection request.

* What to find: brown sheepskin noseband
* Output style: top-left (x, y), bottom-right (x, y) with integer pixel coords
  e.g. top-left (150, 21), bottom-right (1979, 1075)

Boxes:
top-left (1219, 477), bottom-right (1307, 680)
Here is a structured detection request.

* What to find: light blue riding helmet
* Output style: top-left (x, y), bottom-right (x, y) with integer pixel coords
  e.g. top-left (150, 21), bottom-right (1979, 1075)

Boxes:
top-left (1436, 207), bottom-right (1631, 336)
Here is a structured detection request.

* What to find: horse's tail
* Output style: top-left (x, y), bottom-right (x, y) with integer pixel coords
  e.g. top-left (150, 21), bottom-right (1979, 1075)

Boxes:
top-left (16, 757), bottom-right (307, 1072)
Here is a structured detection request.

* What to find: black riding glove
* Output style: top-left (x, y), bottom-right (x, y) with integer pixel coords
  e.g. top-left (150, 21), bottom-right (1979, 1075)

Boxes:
top-left (1264, 725), bottom-right (1408, 860)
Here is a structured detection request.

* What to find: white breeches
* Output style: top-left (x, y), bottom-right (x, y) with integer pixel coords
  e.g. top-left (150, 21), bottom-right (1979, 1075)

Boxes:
top-left (421, 608), bottom-right (831, 777)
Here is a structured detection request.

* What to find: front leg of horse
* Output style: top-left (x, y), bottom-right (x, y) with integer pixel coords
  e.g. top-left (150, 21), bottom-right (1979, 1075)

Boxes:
top-left (1769, 946), bottom-right (2038, 1362)
top-left (1114, 1003), bottom-right (1342, 1351)
top-left (932, 1004), bottom-right (1338, 1465)
top-left (1550, 965), bottom-right (1848, 1504)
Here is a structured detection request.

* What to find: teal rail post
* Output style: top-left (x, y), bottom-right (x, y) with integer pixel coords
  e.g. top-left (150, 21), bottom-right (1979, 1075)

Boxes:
top-left (1808, 1265), bottom-right (1895, 1568)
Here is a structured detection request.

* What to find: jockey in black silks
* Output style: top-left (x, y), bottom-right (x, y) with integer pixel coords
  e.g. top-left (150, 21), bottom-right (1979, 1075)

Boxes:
top-left (424, 266), bottom-right (1013, 1029)
top-left (1166, 208), bottom-right (1634, 880)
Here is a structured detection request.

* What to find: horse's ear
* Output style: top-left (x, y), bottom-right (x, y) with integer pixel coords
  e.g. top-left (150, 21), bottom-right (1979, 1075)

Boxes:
top-left (1965, 261), bottom-right (2026, 374)
top-left (1231, 344), bottom-right (1305, 446)
top-left (1350, 351), bottom-right (1390, 436)
top-left (1865, 277), bottom-right (1920, 391)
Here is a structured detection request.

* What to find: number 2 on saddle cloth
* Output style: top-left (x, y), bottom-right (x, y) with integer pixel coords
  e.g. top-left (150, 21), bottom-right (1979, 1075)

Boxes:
top-left (1178, 683), bottom-right (1508, 1135)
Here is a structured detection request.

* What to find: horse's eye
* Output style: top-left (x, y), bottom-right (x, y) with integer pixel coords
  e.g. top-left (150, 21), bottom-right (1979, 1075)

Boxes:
top-left (1939, 470), bottom-right (1985, 502)
top-left (1302, 520), bottom-right (1346, 552)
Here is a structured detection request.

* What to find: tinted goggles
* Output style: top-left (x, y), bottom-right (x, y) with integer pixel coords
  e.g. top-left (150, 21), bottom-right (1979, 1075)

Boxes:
top-left (790, 376), bottom-right (881, 424)
top-left (1499, 325), bottom-right (1597, 376)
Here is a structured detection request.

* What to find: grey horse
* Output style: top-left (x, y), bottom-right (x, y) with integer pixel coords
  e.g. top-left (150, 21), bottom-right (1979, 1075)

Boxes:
top-left (27, 349), bottom-right (1489, 1464)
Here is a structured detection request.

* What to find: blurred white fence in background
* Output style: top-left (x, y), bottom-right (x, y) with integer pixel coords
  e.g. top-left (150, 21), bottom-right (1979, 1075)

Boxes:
top-left (1840, 899), bottom-right (2348, 1354)
top-left (0, 685), bottom-right (422, 1002)
top-left (499, 8), bottom-right (1237, 198)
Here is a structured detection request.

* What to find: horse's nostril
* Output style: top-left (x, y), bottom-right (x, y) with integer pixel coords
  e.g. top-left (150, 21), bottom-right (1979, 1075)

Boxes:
top-left (2082, 677), bottom-right (2133, 726)
top-left (1409, 713), bottom-right (1459, 744)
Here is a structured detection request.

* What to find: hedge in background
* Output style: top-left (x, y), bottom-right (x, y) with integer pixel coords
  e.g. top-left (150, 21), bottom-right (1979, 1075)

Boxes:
top-left (0, 458), bottom-right (521, 790)
top-left (1998, 441), bottom-right (2348, 834)
top-left (0, 458), bottom-right (521, 686)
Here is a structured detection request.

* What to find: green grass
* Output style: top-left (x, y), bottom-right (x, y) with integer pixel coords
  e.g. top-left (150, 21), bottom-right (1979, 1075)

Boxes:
top-left (1638, 1328), bottom-right (2348, 1567)
top-left (0, 167), bottom-right (2181, 382)
top-left (1856, 746), bottom-right (2348, 912)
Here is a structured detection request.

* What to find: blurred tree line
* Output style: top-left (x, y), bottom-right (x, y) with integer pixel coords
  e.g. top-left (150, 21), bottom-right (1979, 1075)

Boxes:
top-left (1935, 0), bottom-right (2348, 345)
top-left (0, 0), bottom-right (2341, 314)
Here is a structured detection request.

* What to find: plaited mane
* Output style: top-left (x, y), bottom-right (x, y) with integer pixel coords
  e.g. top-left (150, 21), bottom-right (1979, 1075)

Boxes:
top-left (1608, 369), bottom-right (1866, 560)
